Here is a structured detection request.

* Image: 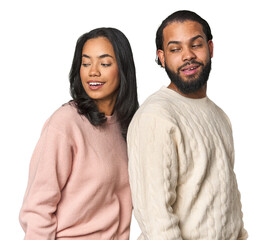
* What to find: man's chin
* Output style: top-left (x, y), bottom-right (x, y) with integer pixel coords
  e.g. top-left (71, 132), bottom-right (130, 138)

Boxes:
top-left (165, 59), bottom-right (211, 94)
top-left (179, 74), bottom-right (199, 83)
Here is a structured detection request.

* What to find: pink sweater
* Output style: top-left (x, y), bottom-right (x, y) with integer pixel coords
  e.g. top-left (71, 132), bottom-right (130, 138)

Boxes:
top-left (19, 103), bottom-right (132, 240)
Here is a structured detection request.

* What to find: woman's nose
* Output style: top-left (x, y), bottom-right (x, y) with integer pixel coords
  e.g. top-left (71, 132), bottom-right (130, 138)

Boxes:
top-left (89, 64), bottom-right (100, 77)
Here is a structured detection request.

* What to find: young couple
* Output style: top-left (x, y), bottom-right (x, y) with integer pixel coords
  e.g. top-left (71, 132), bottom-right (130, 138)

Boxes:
top-left (19, 10), bottom-right (248, 240)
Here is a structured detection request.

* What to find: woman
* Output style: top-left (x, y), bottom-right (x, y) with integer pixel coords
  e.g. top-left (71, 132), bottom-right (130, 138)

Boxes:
top-left (19, 27), bottom-right (139, 240)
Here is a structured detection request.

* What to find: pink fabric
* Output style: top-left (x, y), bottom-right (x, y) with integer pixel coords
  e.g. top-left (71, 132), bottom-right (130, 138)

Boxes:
top-left (19, 103), bottom-right (132, 240)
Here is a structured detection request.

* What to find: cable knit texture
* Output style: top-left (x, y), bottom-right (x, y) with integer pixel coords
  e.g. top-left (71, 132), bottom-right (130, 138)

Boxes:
top-left (19, 103), bottom-right (132, 240)
top-left (127, 86), bottom-right (248, 240)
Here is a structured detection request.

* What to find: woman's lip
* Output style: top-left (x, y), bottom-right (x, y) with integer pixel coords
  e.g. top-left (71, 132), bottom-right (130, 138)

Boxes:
top-left (87, 81), bottom-right (105, 90)
top-left (87, 80), bottom-right (105, 84)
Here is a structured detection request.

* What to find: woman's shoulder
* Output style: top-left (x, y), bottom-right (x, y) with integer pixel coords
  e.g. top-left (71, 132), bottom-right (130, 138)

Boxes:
top-left (49, 101), bottom-right (78, 121)
top-left (44, 102), bottom-right (84, 133)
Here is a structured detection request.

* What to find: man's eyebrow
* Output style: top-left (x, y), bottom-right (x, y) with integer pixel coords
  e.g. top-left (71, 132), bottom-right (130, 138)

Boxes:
top-left (82, 54), bottom-right (113, 59)
top-left (167, 35), bottom-right (205, 46)
top-left (191, 35), bottom-right (204, 42)
top-left (167, 40), bottom-right (181, 46)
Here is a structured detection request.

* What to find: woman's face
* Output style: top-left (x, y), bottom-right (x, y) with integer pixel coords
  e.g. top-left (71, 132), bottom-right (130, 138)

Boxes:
top-left (80, 37), bottom-right (120, 114)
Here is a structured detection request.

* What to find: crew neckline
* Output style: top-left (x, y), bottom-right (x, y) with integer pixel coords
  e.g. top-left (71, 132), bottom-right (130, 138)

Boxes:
top-left (105, 113), bottom-right (117, 124)
top-left (161, 86), bottom-right (209, 104)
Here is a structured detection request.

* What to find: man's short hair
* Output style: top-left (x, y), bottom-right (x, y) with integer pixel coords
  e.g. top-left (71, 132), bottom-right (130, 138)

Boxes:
top-left (156, 10), bottom-right (213, 66)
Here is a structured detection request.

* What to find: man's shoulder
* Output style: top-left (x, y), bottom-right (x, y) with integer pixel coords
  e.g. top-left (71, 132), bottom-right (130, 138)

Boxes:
top-left (130, 87), bottom-right (177, 127)
top-left (138, 88), bottom-right (173, 115)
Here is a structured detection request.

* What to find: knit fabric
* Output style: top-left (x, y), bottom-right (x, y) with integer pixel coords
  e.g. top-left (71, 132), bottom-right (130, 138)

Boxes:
top-left (19, 103), bottom-right (132, 240)
top-left (127, 86), bottom-right (248, 240)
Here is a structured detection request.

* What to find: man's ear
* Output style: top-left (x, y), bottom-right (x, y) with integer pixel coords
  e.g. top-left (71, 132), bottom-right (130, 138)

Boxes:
top-left (157, 49), bottom-right (165, 67)
top-left (208, 40), bottom-right (214, 58)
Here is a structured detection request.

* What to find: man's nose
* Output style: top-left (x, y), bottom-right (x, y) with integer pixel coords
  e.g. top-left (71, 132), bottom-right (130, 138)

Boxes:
top-left (182, 48), bottom-right (196, 62)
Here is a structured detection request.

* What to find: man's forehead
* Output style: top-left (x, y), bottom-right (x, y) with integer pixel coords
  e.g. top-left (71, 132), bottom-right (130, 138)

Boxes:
top-left (163, 21), bottom-right (205, 41)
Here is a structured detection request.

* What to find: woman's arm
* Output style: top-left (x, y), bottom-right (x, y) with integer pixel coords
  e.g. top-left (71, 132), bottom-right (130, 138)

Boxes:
top-left (19, 121), bottom-right (73, 240)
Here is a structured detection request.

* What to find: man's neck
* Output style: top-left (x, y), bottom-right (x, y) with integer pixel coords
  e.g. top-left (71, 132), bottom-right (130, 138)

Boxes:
top-left (167, 82), bottom-right (207, 99)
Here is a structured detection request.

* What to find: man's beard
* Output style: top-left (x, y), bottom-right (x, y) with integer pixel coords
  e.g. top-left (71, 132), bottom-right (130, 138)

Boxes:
top-left (165, 59), bottom-right (212, 94)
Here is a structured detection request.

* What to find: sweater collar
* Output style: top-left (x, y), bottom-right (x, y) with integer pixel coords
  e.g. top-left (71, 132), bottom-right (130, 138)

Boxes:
top-left (105, 112), bottom-right (117, 125)
top-left (161, 86), bottom-right (209, 105)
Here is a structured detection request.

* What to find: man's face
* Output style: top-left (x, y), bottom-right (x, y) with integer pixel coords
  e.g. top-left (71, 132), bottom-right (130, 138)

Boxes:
top-left (157, 20), bottom-right (213, 94)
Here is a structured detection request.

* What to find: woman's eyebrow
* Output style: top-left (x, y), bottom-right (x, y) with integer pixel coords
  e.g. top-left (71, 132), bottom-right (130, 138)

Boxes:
top-left (82, 54), bottom-right (113, 59)
top-left (99, 54), bottom-right (113, 59)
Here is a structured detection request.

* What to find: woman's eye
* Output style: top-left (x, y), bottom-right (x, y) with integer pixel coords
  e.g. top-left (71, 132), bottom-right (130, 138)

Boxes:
top-left (101, 63), bottom-right (111, 67)
top-left (82, 63), bottom-right (90, 67)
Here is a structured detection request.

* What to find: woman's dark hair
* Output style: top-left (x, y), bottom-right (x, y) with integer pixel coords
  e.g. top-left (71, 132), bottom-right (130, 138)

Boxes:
top-left (69, 27), bottom-right (139, 139)
top-left (156, 10), bottom-right (213, 66)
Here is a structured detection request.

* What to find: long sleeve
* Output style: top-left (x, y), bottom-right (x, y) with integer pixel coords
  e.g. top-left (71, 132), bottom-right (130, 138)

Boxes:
top-left (237, 228), bottom-right (248, 240)
top-left (234, 162), bottom-right (248, 240)
top-left (19, 121), bottom-right (73, 240)
top-left (127, 113), bottom-right (182, 240)
top-left (229, 126), bottom-right (248, 240)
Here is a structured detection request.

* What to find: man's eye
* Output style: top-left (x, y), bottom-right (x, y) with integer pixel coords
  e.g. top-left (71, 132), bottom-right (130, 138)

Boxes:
top-left (192, 44), bottom-right (202, 48)
top-left (170, 48), bottom-right (181, 52)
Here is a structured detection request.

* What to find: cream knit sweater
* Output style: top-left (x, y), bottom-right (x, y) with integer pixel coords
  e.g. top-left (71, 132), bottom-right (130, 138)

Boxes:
top-left (127, 86), bottom-right (248, 240)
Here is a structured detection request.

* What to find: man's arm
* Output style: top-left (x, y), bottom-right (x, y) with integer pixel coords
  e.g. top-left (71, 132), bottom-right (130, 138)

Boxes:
top-left (238, 228), bottom-right (248, 240)
top-left (127, 113), bottom-right (183, 240)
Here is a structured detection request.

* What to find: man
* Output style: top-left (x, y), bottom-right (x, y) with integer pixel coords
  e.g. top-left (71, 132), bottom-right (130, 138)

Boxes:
top-left (127, 10), bottom-right (248, 240)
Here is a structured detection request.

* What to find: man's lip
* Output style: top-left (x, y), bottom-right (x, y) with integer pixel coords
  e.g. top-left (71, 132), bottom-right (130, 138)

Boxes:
top-left (180, 64), bottom-right (200, 72)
